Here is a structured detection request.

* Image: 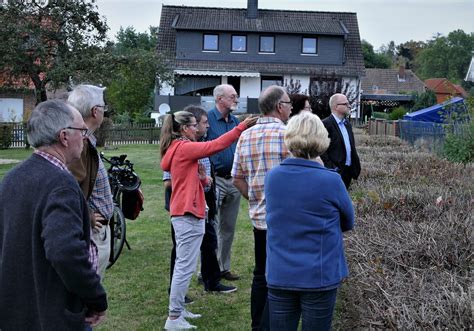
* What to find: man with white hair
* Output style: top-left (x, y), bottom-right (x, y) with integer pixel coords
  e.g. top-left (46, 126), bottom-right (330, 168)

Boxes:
top-left (0, 100), bottom-right (107, 330)
top-left (67, 84), bottom-right (114, 280)
top-left (207, 84), bottom-right (242, 281)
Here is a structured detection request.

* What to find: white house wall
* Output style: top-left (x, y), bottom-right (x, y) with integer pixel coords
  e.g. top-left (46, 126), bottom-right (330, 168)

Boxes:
top-left (283, 75), bottom-right (311, 95)
top-left (160, 82), bottom-right (174, 95)
top-left (240, 77), bottom-right (261, 98)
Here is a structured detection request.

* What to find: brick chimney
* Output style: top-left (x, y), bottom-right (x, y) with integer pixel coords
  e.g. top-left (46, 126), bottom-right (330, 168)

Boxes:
top-left (398, 65), bottom-right (406, 82)
top-left (247, 0), bottom-right (258, 19)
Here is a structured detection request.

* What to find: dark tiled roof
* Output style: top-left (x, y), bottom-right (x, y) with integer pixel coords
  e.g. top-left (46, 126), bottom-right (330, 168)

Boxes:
top-left (157, 5), bottom-right (365, 77)
top-left (173, 7), bottom-right (347, 35)
top-left (361, 68), bottom-right (425, 94)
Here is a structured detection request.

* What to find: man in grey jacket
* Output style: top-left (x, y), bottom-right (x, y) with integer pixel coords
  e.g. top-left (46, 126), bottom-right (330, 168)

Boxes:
top-left (0, 100), bottom-right (107, 330)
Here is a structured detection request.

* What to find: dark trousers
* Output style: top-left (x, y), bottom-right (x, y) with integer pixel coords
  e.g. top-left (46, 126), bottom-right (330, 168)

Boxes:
top-left (251, 228), bottom-right (269, 331)
top-left (340, 165), bottom-right (353, 189)
top-left (169, 220), bottom-right (221, 291)
top-left (268, 288), bottom-right (338, 331)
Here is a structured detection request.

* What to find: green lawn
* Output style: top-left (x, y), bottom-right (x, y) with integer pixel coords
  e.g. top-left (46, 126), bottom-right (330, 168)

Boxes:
top-left (0, 145), bottom-right (259, 330)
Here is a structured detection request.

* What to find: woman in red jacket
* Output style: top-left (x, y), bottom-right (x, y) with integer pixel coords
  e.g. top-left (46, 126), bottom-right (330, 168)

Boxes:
top-left (160, 111), bottom-right (256, 330)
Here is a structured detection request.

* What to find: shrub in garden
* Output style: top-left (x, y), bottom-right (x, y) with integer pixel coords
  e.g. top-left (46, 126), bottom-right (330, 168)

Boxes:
top-left (388, 106), bottom-right (407, 120)
top-left (0, 124), bottom-right (13, 149)
top-left (335, 131), bottom-right (472, 330)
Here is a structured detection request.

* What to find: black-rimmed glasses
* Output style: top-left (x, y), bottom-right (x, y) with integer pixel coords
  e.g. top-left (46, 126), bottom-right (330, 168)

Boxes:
top-left (66, 127), bottom-right (90, 137)
top-left (337, 102), bottom-right (351, 107)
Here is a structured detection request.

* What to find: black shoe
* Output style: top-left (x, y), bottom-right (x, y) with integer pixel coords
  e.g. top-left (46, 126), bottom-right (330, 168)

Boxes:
top-left (206, 283), bottom-right (237, 294)
top-left (184, 295), bottom-right (194, 304)
top-left (221, 271), bottom-right (240, 281)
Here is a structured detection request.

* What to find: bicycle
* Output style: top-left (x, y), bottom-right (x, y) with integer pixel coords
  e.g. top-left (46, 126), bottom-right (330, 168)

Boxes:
top-left (100, 153), bottom-right (141, 268)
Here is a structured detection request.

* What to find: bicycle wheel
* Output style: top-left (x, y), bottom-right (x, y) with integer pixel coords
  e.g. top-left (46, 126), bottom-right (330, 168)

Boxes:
top-left (107, 205), bottom-right (126, 269)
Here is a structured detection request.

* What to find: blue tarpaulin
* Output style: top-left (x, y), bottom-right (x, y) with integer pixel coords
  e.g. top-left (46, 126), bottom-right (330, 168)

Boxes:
top-left (403, 97), bottom-right (467, 123)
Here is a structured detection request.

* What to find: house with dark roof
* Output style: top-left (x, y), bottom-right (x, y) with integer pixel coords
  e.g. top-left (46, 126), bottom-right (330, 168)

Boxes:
top-left (156, 0), bottom-right (364, 113)
top-left (358, 67), bottom-right (426, 120)
top-left (425, 78), bottom-right (468, 104)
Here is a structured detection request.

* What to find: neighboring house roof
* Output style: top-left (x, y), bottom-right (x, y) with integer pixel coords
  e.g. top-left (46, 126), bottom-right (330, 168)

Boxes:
top-left (361, 68), bottom-right (425, 94)
top-left (157, 5), bottom-right (365, 77)
top-left (425, 78), bottom-right (468, 97)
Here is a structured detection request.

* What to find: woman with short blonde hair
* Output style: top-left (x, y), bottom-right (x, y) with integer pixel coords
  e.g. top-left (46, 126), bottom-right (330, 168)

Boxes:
top-left (284, 111), bottom-right (330, 159)
top-left (265, 111), bottom-right (355, 331)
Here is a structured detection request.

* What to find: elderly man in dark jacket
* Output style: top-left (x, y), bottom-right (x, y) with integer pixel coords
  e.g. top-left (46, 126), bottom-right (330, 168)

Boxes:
top-left (0, 100), bottom-right (107, 331)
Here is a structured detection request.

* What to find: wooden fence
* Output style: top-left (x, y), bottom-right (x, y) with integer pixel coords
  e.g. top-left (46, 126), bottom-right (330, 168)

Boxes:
top-left (1, 122), bottom-right (161, 149)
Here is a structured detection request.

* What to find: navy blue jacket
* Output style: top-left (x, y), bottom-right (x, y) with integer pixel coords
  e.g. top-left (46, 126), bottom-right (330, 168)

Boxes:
top-left (0, 154), bottom-right (107, 330)
top-left (265, 158), bottom-right (354, 290)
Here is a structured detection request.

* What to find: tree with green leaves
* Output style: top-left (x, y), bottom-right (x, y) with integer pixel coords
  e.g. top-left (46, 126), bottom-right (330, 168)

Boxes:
top-left (396, 40), bottom-right (426, 69)
top-left (0, 0), bottom-right (108, 104)
top-left (361, 40), bottom-right (392, 69)
top-left (105, 27), bottom-right (173, 123)
top-left (415, 30), bottom-right (473, 83)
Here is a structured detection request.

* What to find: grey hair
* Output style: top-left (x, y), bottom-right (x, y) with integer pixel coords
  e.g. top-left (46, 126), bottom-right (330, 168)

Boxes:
top-left (213, 84), bottom-right (234, 100)
top-left (67, 84), bottom-right (106, 119)
top-left (258, 85), bottom-right (286, 115)
top-left (284, 111), bottom-right (330, 159)
top-left (26, 100), bottom-right (75, 148)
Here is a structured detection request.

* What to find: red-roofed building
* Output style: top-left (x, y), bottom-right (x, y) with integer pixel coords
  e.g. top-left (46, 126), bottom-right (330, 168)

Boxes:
top-left (424, 78), bottom-right (468, 103)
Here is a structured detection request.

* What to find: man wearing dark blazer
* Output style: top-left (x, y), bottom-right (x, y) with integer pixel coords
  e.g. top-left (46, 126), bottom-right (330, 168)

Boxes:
top-left (321, 93), bottom-right (361, 189)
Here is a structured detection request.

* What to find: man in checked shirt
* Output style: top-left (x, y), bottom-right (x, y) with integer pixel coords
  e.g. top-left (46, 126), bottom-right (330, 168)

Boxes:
top-left (68, 85), bottom-right (114, 281)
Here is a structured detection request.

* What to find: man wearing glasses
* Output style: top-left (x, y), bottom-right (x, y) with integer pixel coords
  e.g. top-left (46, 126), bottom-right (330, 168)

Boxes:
top-left (68, 85), bottom-right (114, 282)
top-left (0, 100), bottom-right (107, 330)
top-left (207, 84), bottom-right (242, 282)
top-left (321, 93), bottom-right (361, 189)
top-left (232, 85), bottom-right (291, 330)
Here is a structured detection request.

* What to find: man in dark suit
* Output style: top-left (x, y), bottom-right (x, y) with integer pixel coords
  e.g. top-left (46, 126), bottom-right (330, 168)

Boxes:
top-left (321, 93), bottom-right (361, 189)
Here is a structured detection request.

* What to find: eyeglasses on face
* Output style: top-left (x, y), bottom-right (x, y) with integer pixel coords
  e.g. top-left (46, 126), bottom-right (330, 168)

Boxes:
top-left (279, 101), bottom-right (293, 106)
top-left (224, 94), bottom-right (239, 100)
top-left (337, 102), bottom-right (351, 107)
top-left (66, 126), bottom-right (90, 137)
top-left (94, 105), bottom-right (108, 112)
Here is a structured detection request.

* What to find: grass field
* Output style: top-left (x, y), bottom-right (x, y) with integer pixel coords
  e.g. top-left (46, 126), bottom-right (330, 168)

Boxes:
top-left (1, 130), bottom-right (471, 330)
top-left (0, 145), bottom-right (261, 330)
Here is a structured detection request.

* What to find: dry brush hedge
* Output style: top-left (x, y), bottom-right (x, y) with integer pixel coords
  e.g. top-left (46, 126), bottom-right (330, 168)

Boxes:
top-left (336, 130), bottom-right (473, 330)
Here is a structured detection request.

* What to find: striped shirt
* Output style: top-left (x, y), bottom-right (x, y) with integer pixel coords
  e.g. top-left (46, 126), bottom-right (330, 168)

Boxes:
top-left (34, 150), bottom-right (98, 271)
top-left (231, 117), bottom-right (289, 230)
top-left (88, 135), bottom-right (114, 220)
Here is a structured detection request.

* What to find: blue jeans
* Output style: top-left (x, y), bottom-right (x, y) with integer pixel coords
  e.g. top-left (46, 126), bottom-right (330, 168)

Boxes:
top-left (268, 288), bottom-right (338, 331)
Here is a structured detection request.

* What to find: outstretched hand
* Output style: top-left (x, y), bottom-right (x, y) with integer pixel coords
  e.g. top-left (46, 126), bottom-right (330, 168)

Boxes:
top-left (242, 116), bottom-right (258, 128)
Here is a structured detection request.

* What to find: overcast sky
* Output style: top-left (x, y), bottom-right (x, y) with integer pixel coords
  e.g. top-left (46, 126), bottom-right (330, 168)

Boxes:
top-left (96, 0), bottom-right (474, 49)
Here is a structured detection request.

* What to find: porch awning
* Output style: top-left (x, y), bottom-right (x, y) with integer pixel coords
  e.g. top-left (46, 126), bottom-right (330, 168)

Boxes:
top-left (174, 70), bottom-right (260, 78)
